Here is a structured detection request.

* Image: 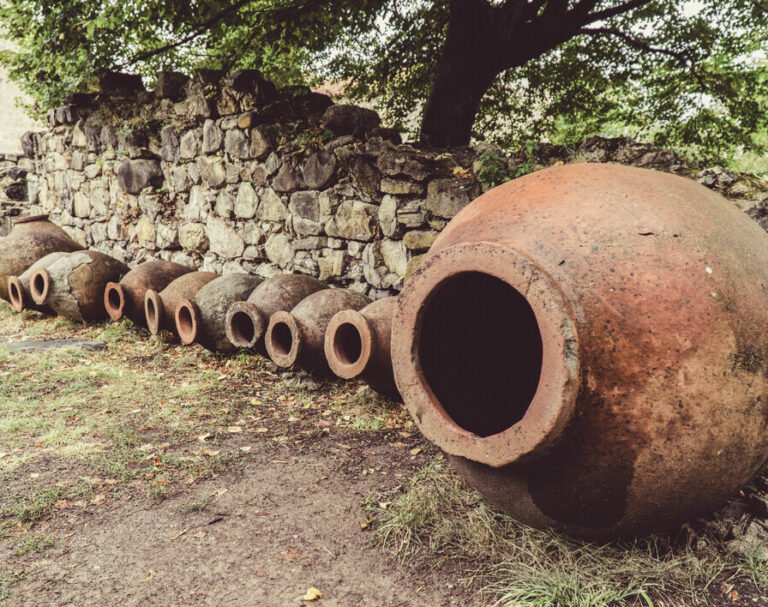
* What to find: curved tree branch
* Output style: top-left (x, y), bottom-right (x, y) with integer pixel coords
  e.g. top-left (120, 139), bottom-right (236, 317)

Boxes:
top-left (582, 0), bottom-right (654, 26)
top-left (580, 26), bottom-right (708, 91)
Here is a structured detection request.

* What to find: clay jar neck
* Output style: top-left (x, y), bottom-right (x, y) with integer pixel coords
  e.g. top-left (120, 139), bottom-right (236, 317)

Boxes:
top-left (30, 269), bottom-right (51, 305)
top-left (104, 282), bottom-right (126, 320)
top-left (325, 310), bottom-right (373, 380)
top-left (226, 302), bottom-right (268, 349)
top-left (176, 300), bottom-right (201, 344)
top-left (144, 290), bottom-right (164, 334)
top-left (266, 312), bottom-right (304, 367)
top-left (393, 241), bottom-right (581, 468)
top-left (7, 277), bottom-right (26, 312)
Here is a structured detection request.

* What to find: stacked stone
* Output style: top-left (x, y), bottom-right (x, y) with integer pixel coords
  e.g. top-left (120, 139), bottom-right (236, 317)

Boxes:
top-left (19, 69), bottom-right (488, 299)
top-left (16, 69), bottom-right (768, 298)
top-left (0, 153), bottom-right (35, 236)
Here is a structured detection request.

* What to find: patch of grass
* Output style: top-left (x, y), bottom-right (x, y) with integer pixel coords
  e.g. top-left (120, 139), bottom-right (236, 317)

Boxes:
top-left (10, 482), bottom-right (92, 525)
top-left (181, 495), bottom-right (209, 513)
top-left (369, 459), bottom-right (766, 607)
top-left (14, 534), bottom-right (54, 556)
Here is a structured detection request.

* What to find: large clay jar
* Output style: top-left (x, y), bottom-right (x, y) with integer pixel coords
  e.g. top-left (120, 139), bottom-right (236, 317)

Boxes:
top-left (0, 215), bottom-right (82, 301)
top-left (225, 273), bottom-right (328, 352)
top-left (265, 288), bottom-right (370, 374)
top-left (392, 163), bottom-right (768, 540)
top-left (7, 251), bottom-right (71, 314)
top-left (144, 271), bottom-right (219, 336)
top-left (176, 274), bottom-right (264, 353)
top-left (324, 297), bottom-right (399, 398)
top-left (104, 260), bottom-right (191, 326)
top-left (30, 250), bottom-right (129, 322)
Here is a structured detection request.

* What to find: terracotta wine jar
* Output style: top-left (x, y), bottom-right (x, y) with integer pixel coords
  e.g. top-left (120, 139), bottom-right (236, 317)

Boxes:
top-left (392, 163), bottom-right (768, 540)
top-left (104, 260), bottom-right (192, 326)
top-left (144, 271), bottom-right (219, 336)
top-left (30, 250), bottom-right (129, 322)
top-left (175, 274), bottom-right (264, 353)
top-left (7, 251), bottom-right (71, 314)
top-left (265, 288), bottom-right (370, 374)
top-left (0, 215), bottom-right (81, 301)
top-left (324, 297), bottom-right (399, 398)
top-left (225, 273), bottom-right (328, 352)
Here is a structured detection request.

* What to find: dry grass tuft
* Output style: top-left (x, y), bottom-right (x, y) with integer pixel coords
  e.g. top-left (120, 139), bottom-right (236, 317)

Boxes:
top-left (370, 459), bottom-right (768, 607)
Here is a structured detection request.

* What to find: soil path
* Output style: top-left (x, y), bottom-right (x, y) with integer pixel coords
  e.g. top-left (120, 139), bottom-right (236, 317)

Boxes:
top-left (2, 438), bottom-right (477, 607)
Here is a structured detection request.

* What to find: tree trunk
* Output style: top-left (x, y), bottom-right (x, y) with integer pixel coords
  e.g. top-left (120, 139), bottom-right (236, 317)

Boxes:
top-left (420, 0), bottom-right (499, 147)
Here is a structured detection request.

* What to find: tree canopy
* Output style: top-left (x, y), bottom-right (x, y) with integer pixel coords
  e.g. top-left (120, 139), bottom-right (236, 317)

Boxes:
top-left (1, 1), bottom-right (767, 162)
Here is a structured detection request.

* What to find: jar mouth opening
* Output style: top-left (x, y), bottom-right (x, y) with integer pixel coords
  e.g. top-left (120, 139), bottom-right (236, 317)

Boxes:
top-left (392, 241), bottom-right (580, 468)
top-left (417, 271), bottom-right (543, 438)
top-left (325, 310), bottom-right (373, 379)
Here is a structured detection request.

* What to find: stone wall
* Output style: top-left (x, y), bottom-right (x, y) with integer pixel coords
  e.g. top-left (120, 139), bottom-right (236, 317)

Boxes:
top-left (10, 69), bottom-right (768, 298)
top-left (14, 70), bottom-right (495, 299)
top-left (0, 152), bottom-right (33, 235)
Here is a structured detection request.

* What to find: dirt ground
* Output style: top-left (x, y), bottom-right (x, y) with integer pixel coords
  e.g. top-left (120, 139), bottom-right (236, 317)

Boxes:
top-left (1, 303), bottom-right (767, 607)
top-left (2, 437), bottom-right (475, 607)
top-left (0, 304), bottom-right (481, 606)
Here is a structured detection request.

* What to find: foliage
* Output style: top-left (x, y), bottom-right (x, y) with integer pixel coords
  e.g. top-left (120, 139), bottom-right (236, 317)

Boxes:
top-left (0, 1), bottom-right (767, 162)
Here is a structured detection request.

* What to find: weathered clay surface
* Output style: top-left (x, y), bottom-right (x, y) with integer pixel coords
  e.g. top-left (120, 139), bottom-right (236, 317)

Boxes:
top-left (392, 163), bottom-right (768, 540)
top-left (176, 274), bottom-right (264, 353)
top-left (7, 251), bottom-right (70, 314)
top-left (225, 273), bottom-right (328, 351)
top-left (31, 250), bottom-right (129, 322)
top-left (0, 215), bottom-right (82, 301)
top-left (144, 271), bottom-right (219, 336)
top-left (104, 260), bottom-right (191, 326)
top-left (324, 296), bottom-right (399, 398)
top-left (265, 288), bottom-right (370, 374)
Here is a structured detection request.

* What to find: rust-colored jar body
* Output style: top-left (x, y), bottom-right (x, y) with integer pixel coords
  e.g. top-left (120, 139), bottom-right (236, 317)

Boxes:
top-left (8, 251), bottom-right (71, 314)
top-left (0, 215), bottom-right (82, 301)
top-left (31, 250), bottom-right (129, 322)
top-left (324, 297), bottom-right (400, 398)
top-left (104, 260), bottom-right (191, 326)
top-left (225, 273), bottom-right (328, 351)
top-left (144, 271), bottom-right (219, 336)
top-left (176, 274), bottom-right (264, 353)
top-left (392, 164), bottom-right (768, 540)
top-left (266, 288), bottom-right (371, 374)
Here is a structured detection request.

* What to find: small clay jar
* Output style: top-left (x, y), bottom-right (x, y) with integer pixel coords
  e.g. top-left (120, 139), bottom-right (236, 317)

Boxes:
top-left (30, 250), bottom-right (129, 322)
top-left (104, 260), bottom-right (192, 326)
top-left (0, 215), bottom-right (81, 301)
top-left (225, 273), bottom-right (328, 352)
top-left (175, 274), bottom-right (265, 353)
top-left (265, 288), bottom-right (371, 374)
top-left (324, 297), bottom-right (399, 398)
top-left (144, 271), bottom-right (219, 336)
top-left (7, 251), bottom-right (71, 314)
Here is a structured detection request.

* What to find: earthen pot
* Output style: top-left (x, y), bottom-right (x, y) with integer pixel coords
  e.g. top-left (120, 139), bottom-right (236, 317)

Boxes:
top-left (144, 271), bottom-right (219, 336)
top-left (225, 273), bottom-right (328, 352)
top-left (30, 250), bottom-right (129, 322)
top-left (104, 260), bottom-right (192, 326)
top-left (175, 274), bottom-right (264, 353)
top-left (0, 215), bottom-right (82, 301)
top-left (324, 297), bottom-right (399, 398)
top-left (7, 251), bottom-right (71, 314)
top-left (392, 163), bottom-right (768, 540)
top-left (266, 288), bottom-right (371, 374)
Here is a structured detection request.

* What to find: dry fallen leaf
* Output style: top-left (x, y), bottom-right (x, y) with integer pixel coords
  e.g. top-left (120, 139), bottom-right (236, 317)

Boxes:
top-left (303, 587), bottom-right (323, 601)
top-left (200, 447), bottom-right (220, 457)
top-left (210, 488), bottom-right (228, 498)
top-left (239, 446), bottom-right (252, 453)
top-left (197, 433), bottom-right (212, 442)
top-left (169, 528), bottom-right (189, 541)
top-left (409, 447), bottom-right (422, 456)
top-left (227, 426), bottom-right (242, 434)
top-left (141, 570), bottom-right (155, 583)
top-left (193, 531), bottom-right (207, 539)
